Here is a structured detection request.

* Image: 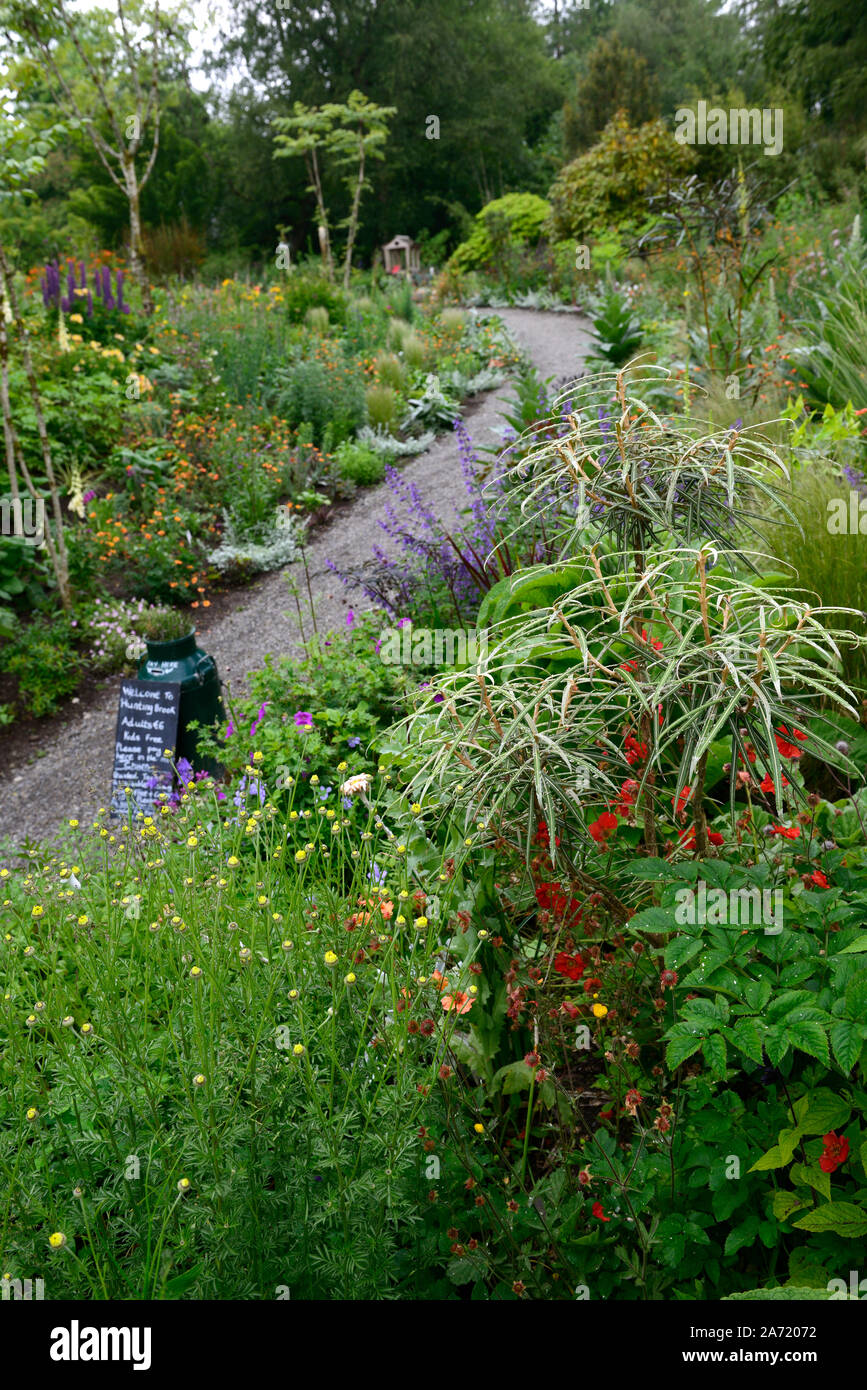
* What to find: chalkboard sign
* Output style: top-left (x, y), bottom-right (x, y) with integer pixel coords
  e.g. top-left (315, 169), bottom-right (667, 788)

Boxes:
top-left (110, 679), bottom-right (181, 816)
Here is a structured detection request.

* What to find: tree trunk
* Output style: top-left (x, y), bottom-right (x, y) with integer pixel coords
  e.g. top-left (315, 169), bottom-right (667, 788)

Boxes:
top-left (342, 140), bottom-right (365, 292)
top-left (124, 160), bottom-right (154, 316)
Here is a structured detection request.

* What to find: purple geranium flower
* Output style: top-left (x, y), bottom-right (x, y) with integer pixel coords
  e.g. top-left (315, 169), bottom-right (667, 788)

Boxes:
top-left (294, 711), bottom-right (313, 727)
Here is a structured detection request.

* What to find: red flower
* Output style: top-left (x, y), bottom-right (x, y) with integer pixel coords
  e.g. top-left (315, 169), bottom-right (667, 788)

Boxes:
top-left (775, 725), bottom-right (807, 759)
top-left (624, 733), bottom-right (648, 766)
top-left (534, 820), bottom-right (560, 849)
top-left (677, 827), bottom-right (724, 850)
top-left (561, 999), bottom-right (580, 1019)
top-left (553, 950), bottom-right (585, 981)
top-left (808, 869), bottom-right (829, 889)
top-left (624, 1088), bottom-right (643, 1115)
top-left (660, 969), bottom-right (678, 991)
top-left (760, 772), bottom-right (789, 793)
top-left (583, 976), bottom-right (602, 993)
top-left (615, 778), bottom-right (640, 816)
top-left (771, 825), bottom-right (800, 839)
top-left (819, 1132), bottom-right (849, 1173)
top-left (588, 811), bottom-right (618, 844)
top-left (673, 784), bottom-right (692, 819)
top-left (591, 1201), bottom-right (610, 1221)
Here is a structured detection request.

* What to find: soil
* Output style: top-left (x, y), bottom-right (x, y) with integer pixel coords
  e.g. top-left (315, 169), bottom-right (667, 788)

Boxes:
top-left (0, 308), bottom-right (592, 849)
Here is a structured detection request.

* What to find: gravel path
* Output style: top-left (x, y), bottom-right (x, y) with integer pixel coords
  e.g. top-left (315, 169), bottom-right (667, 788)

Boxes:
top-left (0, 308), bottom-right (592, 848)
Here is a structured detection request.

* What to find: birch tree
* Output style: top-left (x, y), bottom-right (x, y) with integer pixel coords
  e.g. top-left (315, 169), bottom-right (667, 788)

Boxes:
top-left (5, 0), bottom-right (163, 316)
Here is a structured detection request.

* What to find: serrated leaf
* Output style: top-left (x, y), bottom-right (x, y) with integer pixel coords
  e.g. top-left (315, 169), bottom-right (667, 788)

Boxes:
top-left (792, 1202), bottom-right (867, 1238)
top-left (772, 1189), bottom-right (806, 1222)
top-left (830, 1019), bottom-right (863, 1074)
top-left (790, 1162), bottom-right (832, 1203)
top-left (801, 1089), bottom-right (852, 1135)
top-left (702, 1032), bottom-right (728, 1079)
top-left (665, 1024), bottom-right (705, 1069)
top-left (743, 978), bottom-right (772, 1011)
top-left (764, 1026), bottom-right (790, 1067)
top-left (836, 934), bottom-right (867, 954)
top-left (784, 1020), bottom-right (830, 1065)
top-left (664, 936), bottom-right (705, 970)
top-left (628, 905), bottom-right (678, 931)
top-left (727, 1017), bottom-right (764, 1063)
top-left (749, 1145), bottom-right (789, 1172)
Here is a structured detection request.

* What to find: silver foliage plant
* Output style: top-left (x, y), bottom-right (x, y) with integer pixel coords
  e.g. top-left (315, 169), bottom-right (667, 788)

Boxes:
top-left (398, 366), bottom-right (864, 902)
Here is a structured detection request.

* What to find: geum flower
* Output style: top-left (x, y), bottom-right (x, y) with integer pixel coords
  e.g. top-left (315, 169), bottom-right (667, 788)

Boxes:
top-left (588, 811), bottom-right (618, 844)
top-left (775, 725), bottom-right (808, 759)
top-left (553, 950), bottom-right (585, 981)
top-left (819, 1132), bottom-right (849, 1173)
top-left (441, 990), bottom-right (474, 1015)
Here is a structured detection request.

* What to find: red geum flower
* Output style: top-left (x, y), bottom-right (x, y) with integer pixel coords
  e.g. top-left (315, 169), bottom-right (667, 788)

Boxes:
top-left (760, 772), bottom-right (789, 793)
top-left (775, 725), bottom-right (808, 759)
top-left (583, 976), bottom-right (602, 993)
top-left (553, 950), bottom-right (585, 981)
top-left (616, 778), bottom-right (640, 816)
top-left (819, 1132), bottom-right (849, 1173)
top-left (588, 811), bottom-right (618, 843)
top-left (808, 869), bottom-right (829, 889)
top-left (660, 969), bottom-right (678, 991)
top-left (624, 1088), bottom-right (643, 1115)
top-left (624, 733), bottom-right (648, 766)
top-left (591, 1201), bottom-right (611, 1221)
top-left (677, 827), bottom-right (724, 851)
top-left (561, 999), bottom-right (581, 1019)
top-left (771, 825), bottom-right (800, 839)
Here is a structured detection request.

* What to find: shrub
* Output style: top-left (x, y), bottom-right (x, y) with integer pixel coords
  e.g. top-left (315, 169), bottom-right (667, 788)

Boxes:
top-left (283, 271), bottom-right (347, 325)
top-left (275, 358), bottom-right (366, 446)
top-left (333, 439), bottom-right (387, 486)
top-left (449, 193), bottom-right (552, 274)
top-left (1, 615), bottom-right (80, 717)
top-left (547, 112), bottom-right (695, 243)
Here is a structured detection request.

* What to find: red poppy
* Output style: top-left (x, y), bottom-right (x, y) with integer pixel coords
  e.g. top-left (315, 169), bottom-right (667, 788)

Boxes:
top-left (591, 1201), bottom-right (610, 1221)
top-left (819, 1132), bottom-right (849, 1173)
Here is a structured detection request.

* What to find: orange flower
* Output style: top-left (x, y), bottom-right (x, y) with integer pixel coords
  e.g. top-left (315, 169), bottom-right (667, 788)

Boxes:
top-left (441, 991), bottom-right (474, 1015)
top-left (430, 969), bottom-right (450, 992)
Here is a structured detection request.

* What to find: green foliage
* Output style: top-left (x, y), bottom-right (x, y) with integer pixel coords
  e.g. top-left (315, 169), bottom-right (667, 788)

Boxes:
top-left (333, 438), bottom-right (386, 486)
top-left (547, 113), bottom-right (695, 244)
top-left (449, 194), bottom-right (552, 274)
top-left (0, 612), bottom-right (80, 716)
top-left (282, 273), bottom-right (347, 326)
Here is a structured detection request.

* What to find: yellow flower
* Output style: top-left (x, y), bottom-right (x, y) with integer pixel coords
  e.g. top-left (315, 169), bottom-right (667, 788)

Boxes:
top-left (192, 1073), bottom-right (206, 1087)
top-left (292, 1043), bottom-right (305, 1056)
top-left (473, 1123), bottom-right (484, 1134)
top-left (48, 1232), bottom-right (67, 1250)
top-left (227, 856), bottom-right (239, 867)
top-left (31, 905), bottom-right (44, 918)
top-left (344, 972), bottom-right (356, 984)
top-left (592, 1003), bottom-right (608, 1019)
top-left (295, 850), bottom-right (306, 862)
top-left (26, 1107), bottom-right (38, 1121)
top-left (68, 819), bottom-right (79, 828)
top-left (415, 916), bottom-right (428, 930)
top-left (324, 950), bottom-right (338, 966)
top-left (177, 1177), bottom-right (191, 1193)
top-left (80, 1022), bottom-right (93, 1034)
top-left (189, 966), bottom-right (203, 980)
top-left (411, 803), bottom-right (422, 814)
top-left (187, 836), bottom-right (198, 848)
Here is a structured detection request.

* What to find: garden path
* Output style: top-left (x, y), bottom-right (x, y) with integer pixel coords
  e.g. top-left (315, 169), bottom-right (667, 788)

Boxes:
top-left (0, 308), bottom-right (592, 847)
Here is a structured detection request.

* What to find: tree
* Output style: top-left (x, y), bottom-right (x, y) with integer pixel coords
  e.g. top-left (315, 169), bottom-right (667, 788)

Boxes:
top-left (0, 115), bottom-right (72, 608)
top-left (563, 33), bottom-right (659, 156)
top-left (4, 0), bottom-right (164, 315)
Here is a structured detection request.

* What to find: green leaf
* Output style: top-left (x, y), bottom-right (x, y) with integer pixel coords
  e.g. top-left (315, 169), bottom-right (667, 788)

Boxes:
top-left (837, 934), bottom-right (867, 954)
top-left (801, 1089), bottom-right (852, 1135)
top-left (792, 1202), bottom-right (867, 1238)
top-left (628, 905), bottom-right (678, 931)
top-left (790, 1162), bottom-right (832, 1203)
top-left (727, 1017), bottom-right (764, 1064)
top-left (749, 1145), bottom-right (789, 1172)
top-left (722, 1286), bottom-right (833, 1301)
top-left (772, 1190), bottom-right (806, 1222)
top-left (702, 1033), bottom-right (728, 1079)
top-left (665, 1024), bottom-right (705, 1069)
top-left (743, 978), bottom-right (772, 1011)
top-left (830, 1019), bottom-right (863, 1074)
top-left (784, 1020), bottom-right (830, 1066)
top-left (763, 1025), bottom-right (790, 1067)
